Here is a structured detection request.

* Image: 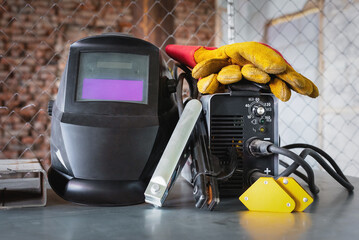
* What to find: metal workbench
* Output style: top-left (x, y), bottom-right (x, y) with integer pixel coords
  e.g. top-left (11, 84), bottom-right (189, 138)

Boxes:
top-left (0, 174), bottom-right (358, 240)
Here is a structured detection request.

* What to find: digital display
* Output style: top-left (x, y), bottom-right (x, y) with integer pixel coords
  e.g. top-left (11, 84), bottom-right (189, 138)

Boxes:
top-left (82, 78), bottom-right (144, 102)
top-left (76, 52), bottom-right (149, 104)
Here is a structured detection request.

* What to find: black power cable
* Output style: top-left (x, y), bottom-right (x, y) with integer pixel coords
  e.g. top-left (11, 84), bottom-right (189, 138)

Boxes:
top-left (280, 145), bottom-right (354, 191)
top-left (248, 139), bottom-right (354, 194)
top-left (267, 144), bottom-right (320, 194)
top-left (279, 160), bottom-right (308, 183)
top-left (278, 148), bottom-right (316, 179)
top-left (283, 143), bottom-right (350, 183)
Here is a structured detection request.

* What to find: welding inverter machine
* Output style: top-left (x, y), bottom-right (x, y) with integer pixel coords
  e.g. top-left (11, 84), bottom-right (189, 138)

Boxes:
top-left (145, 64), bottom-right (279, 209)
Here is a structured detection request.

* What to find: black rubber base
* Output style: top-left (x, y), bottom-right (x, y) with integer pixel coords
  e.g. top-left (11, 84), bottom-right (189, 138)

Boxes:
top-left (48, 167), bottom-right (147, 206)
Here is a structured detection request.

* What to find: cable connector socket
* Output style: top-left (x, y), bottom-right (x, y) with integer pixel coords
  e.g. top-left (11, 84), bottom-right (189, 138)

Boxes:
top-left (247, 138), bottom-right (273, 157)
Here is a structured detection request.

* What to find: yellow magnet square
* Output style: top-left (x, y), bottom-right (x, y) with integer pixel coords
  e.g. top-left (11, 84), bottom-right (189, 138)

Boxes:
top-left (276, 177), bottom-right (313, 212)
top-left (239, 177), bottom-right (295, 213)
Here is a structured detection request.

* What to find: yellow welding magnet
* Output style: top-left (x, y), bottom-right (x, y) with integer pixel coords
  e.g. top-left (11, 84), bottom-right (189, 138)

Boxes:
top-left (239, 177), bottom-right (313, 213)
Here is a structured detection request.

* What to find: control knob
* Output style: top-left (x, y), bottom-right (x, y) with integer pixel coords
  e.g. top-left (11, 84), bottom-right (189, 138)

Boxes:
top-left (252, 105), bottom-right (266, 116)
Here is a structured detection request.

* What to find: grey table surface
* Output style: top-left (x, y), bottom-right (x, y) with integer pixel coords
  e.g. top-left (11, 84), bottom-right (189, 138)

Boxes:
top-left (0, 174), bottom-right (358, 240)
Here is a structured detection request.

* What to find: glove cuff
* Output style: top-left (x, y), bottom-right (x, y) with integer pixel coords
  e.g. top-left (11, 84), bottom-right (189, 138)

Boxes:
top-left (165, 44), bottom-right (216, 68)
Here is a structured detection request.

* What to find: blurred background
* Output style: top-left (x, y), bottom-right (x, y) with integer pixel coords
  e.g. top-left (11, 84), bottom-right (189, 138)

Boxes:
top-left (0, 0), bottom-right (358, 176)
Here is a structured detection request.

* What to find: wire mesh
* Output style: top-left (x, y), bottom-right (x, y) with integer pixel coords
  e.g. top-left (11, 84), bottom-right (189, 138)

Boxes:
top-left (0, 0), bottom-right (226, 170)
top-left (229, 0), bottom-right (359, 177)
top-left (0, 0), bottom-right (358, 177)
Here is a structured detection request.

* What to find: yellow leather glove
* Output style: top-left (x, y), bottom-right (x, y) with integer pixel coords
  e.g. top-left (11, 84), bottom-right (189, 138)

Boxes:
top-left (166, 42), bottom-right (319, 102)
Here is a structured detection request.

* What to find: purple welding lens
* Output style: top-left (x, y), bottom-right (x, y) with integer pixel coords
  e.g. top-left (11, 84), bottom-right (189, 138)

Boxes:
top-left (81, 78), bottom-right (144, 102)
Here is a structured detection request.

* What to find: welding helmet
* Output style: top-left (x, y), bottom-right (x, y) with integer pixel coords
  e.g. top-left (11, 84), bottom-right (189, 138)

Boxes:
top-left (48, 33), bottom-right (178, 205)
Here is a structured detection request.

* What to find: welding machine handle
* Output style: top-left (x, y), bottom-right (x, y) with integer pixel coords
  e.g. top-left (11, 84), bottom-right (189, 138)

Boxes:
top-left (228, 80), bottom-right (271, 94)
top-left (175, 64), bottom-right (199, 116)
top-left (176, 63), bottom-right (198, 99)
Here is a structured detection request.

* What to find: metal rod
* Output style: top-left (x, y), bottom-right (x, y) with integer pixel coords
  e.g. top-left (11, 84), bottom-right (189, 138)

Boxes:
top-left (227, 0), bottom-right (235, 44)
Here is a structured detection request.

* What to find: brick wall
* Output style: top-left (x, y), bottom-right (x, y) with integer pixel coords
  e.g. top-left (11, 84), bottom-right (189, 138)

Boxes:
top-left (173, 0), bottom-right (216, 46)
top-left (0, 0), bottom-right (216, 170)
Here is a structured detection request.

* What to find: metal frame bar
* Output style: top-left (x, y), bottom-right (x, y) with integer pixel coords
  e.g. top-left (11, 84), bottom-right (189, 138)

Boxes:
top-left (0, 159), bottom-right (47, 209)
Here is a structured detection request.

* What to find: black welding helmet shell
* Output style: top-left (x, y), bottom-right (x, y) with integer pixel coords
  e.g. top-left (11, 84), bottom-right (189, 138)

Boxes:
top-left (48, 33), bottom-right (178, 205)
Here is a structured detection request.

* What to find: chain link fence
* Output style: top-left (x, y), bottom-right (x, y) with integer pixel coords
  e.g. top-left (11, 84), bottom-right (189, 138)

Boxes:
top-left (227, 0), bottom-right (359, 176)
top-left (1, 0), bottom-right (358, 177)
